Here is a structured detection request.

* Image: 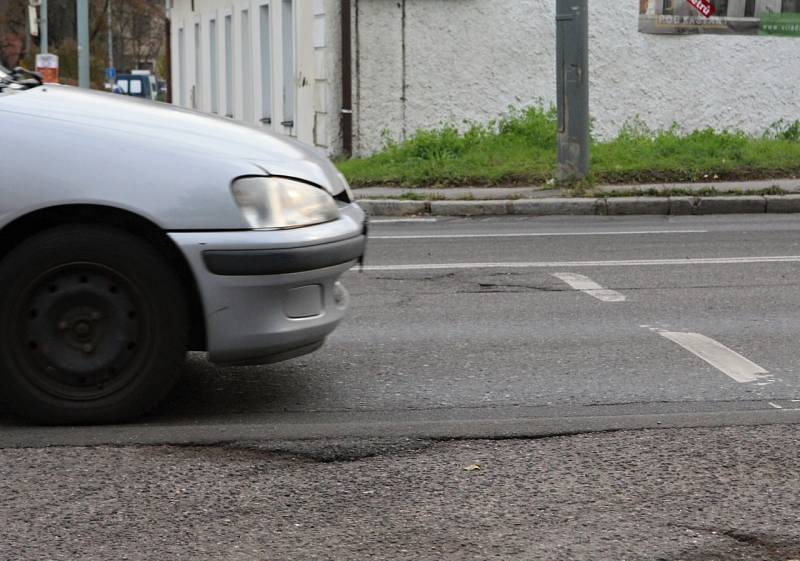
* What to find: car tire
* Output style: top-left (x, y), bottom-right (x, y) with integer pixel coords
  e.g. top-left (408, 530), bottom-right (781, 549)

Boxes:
top-left (0, 224), bottom-right (188, 425)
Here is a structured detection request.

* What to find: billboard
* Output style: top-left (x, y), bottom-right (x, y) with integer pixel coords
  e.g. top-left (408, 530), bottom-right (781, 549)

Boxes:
top-left (639, 0), bottom-right (800, 36)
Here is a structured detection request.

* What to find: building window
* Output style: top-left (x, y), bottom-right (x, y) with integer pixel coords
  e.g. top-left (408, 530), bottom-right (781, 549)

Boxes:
top-left (241, 9), bottom-right (253, 122)
top-left (209, 19), bottom-right (218, 114)
top-left (193, 22), bottom-right (201, 109)
top-left (259, 5), bottom-right (273, 126)
top-left (663, 0), bottom-right (728, 15)
top-left (224, 15), bottom-right (233, 117)
top-left (281, 0), bottom-right (295, 128)
top-left (745, 0), bottom-right (756, 16)
top-left (783, 0), bottom-right (800, 12)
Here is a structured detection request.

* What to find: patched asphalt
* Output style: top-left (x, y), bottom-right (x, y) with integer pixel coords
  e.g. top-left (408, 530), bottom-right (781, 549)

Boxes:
top-left (2, 425), bottom-right (800, 560)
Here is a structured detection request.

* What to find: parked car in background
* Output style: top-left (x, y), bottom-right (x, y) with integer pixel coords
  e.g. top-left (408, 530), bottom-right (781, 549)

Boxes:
top-left (132, 70), bottom-right (159, 99)
top-left (115, 71), bottom-right (158, 100)
top-left (0, 65), bottom-right (366, 425)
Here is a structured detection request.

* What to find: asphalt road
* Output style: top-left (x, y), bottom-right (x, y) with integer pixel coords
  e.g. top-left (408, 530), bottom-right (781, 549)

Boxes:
top-left (5, 214), bottom-right (800, 561)
top-left (4, 426), bottom-right (800, 561)
top-left (3, 214), bottom-right (800, 444)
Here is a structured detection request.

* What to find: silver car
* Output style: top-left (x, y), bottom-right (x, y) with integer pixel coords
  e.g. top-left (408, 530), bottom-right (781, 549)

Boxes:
top-left (0, 66), bottom-right (367, 425)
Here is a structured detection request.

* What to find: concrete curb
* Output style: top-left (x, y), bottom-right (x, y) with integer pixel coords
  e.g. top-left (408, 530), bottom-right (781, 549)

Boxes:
top-left (695, 195), bottom-right (766, 215)
top-left (429, 200), bottom-right (511, 216)
top-left (358, 195), bottom-right (800, 217)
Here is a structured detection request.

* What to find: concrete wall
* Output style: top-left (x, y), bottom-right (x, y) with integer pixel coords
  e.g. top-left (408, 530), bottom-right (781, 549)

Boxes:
top-left (352, 0), bottom-right (800, 155)
top-left (316, 0), bottom-right (344, 154)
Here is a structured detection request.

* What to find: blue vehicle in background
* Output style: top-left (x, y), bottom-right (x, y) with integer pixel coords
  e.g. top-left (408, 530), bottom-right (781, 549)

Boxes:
top-left (114, 71), bottom-right (158, 100)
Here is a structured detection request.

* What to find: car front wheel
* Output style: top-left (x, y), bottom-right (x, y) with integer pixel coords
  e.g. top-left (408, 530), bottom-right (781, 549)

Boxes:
top-left (0, 224), bottom-right (188, 425)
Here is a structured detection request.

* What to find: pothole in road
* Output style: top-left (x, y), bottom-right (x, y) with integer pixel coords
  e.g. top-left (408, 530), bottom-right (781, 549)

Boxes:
top-left (221, 437), bottom-right (435, 464)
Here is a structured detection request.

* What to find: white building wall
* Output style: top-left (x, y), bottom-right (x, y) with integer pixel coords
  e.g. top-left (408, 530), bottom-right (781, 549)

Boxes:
top-left (352, 0), bottom-right (800, 155)
top-left (322, 0), bottom-right (344, 154)
top-left (169, 0), bottom-right (337, 150)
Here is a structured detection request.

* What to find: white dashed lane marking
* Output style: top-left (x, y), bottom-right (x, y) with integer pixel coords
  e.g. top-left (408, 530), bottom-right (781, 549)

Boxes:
top-left (769, 402), bottom-right (800, 411)
top-left (551, 272), bottom-right (626, 303)
top-left (656, 331), bottom-right (771, 384)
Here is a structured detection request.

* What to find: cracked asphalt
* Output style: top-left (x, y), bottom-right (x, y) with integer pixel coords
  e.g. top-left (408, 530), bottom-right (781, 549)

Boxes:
top-left (4, 215), bottom-right (800, 559)
top-left (3, 425), bottom-right (800, 561)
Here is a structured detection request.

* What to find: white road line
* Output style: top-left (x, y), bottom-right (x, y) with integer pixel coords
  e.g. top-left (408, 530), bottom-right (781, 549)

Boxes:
top-left (552, 273), bottom-right (626, 302)
top-left (369, 218), bottom-right (438, 224)
top-left (657, 331), bottom-right (769, 384)
top-left (360, 255), bottom-right (800, 272)
top-left (370, 229), bottom-right (707, 240)
top-left (769, 402), bottom-right (800, 411)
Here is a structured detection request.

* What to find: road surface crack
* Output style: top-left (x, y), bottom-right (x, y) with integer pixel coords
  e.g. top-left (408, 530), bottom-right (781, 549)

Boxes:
top-left (221, 437), bottom-right (435, 464)
top-left (374, 273), bottom-right (456, 282)
top-left (459, 283), bottom-right (563, 294)
top-left (661, 525), bottom-right (799, 561)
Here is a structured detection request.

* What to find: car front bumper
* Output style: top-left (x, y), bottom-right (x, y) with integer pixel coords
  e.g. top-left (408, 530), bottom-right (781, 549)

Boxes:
top-left (169, 203), bottom-right (366, 365)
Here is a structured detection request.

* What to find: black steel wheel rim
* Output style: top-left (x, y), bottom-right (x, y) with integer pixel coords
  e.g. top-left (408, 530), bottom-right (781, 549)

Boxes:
top-left (14, 262), bottom-right (151, 401)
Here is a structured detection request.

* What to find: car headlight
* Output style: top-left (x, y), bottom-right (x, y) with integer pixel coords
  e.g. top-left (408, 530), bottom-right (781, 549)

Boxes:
top-left (231, 177), bottom-right (340, 229)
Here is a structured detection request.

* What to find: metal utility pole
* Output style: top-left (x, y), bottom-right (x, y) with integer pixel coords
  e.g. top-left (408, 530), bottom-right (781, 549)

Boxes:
top-left (77, 0), bottom-right (90, 88)
top-left (40, 0), bottom-right (48, 54)
top-left (555, 0), bottom-right (589, 182)
top-left (24, 1), bottom-right (31, 58)
top-left (107, 0), bottom-right (114, 72)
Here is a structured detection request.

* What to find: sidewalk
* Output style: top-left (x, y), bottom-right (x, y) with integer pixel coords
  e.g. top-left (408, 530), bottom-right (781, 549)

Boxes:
top-left (354, 178), bottom-right (800, 217)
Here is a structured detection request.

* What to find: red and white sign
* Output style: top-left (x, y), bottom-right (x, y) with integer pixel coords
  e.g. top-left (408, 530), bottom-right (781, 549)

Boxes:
top-left (35, 53), bottom-right (59, 84)
top-left (686, 0), bottom-right (716, 17)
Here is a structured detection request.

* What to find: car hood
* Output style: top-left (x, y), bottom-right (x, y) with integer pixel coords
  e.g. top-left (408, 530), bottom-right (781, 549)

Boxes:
top-left (0, 85), bottom-right (346, 195)
top-left (0, 85), bottom-right (354, 230)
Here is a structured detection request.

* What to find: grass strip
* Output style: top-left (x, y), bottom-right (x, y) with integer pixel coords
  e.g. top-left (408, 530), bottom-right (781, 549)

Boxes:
top-left (337, 108), bottom-right (800, 188)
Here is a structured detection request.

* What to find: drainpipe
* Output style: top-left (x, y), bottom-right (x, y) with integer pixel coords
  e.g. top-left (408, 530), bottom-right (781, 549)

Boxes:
top-left (165, 0), bottom-right (172, 104)
top-left (341, 0), bottom-right (353, 158)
